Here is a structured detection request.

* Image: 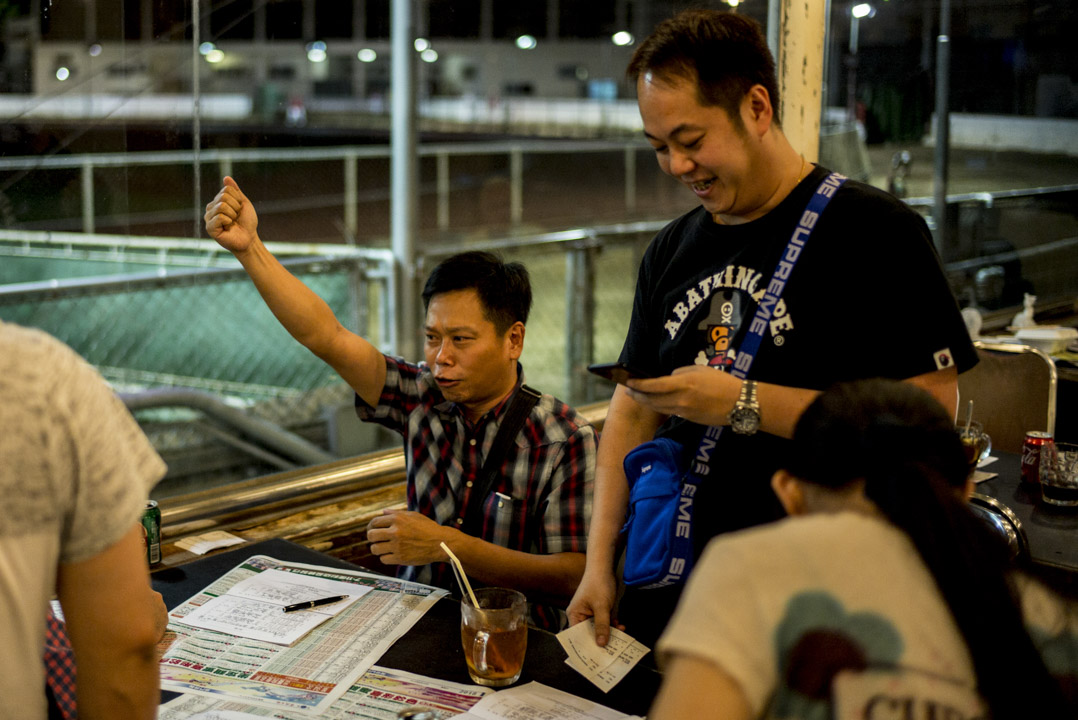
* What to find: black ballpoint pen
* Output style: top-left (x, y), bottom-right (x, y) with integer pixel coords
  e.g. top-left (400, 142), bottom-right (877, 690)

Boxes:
top-left (282, 594), bottom-right (348, 613)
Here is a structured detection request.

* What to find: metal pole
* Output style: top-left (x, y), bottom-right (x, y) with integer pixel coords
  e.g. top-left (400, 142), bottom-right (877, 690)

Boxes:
top-left (821, 0), bottom-right (834, 132)
top-left (624, 146), bottom-right (636, 215)
top-left (391, 0), bottom-right (419, 360)
top-left (437, 152), bottom-right (450, 231)
top-left (344, 152), bottom-right (358, 243)
top-left (846, 14), bottom-right (859, 122)
top-left (566, 245), bottom-right (595, 402)
top-left (548, 0), bottom-right (559, 42)
top-left (509, 148), bottom-right (523, 226)
top-left (81, 160), bottom-right (94, 234)
top-left (932, 0), bottom-right (951, 251)
top-left (766, 0), bottom-right (780, 60)
top-left (192, 0), bottom-right (202, 239)
top-left (85, 0), bottom-right (97, 46)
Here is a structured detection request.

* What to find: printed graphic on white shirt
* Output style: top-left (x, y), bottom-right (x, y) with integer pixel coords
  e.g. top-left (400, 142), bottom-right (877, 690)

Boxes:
top-left (832, 668), bottom-right (986, 720)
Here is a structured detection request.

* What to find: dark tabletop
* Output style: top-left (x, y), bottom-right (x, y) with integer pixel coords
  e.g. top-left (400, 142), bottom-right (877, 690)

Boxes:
top-left (975, 451), bottom-right (1078, 596)
top-left (1057, 365), bottom-right (1078, 444)
top-left (152, 538), bottom-right (661, 716)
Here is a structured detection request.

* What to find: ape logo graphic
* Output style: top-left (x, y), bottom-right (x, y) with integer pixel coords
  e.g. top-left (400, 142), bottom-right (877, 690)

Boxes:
top-left (696, 296), bottom-right (738, 368)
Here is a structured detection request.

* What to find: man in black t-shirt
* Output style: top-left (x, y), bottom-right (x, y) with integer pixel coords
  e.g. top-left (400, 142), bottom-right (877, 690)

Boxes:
top-left (567, 9), bottom-right (977, 648)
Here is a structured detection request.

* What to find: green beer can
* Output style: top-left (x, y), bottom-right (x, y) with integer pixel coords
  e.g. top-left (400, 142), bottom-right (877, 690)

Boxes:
top-left (142, 500), bottom-right (161, 565)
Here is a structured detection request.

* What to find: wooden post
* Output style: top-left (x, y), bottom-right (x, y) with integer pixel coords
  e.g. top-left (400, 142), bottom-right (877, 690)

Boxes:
top-left (775, 0), bottom-right (826, 162)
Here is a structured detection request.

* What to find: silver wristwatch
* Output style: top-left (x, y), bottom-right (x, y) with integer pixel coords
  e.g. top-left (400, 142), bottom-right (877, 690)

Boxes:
top-left (728, 379), bottom-right (761, 435)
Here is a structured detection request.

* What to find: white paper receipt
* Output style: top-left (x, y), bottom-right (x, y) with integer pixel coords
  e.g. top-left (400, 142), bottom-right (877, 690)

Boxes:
top-left (175, 531), bottom-right (246, 555)
top-left (556, 620), bottom-right (650, 692)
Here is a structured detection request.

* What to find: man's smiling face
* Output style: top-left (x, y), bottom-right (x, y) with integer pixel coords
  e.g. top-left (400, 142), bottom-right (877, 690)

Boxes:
top-left (638, 72), bottom-right (768, 223)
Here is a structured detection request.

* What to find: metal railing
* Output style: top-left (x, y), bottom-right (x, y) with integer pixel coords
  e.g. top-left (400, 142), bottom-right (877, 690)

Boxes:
top-left (908, 185), bottom-right (1078, 314)
top-left (159, 400), bottom-right (610, 544)
top-left (2, 179), bottom-right (1076, 497)
top-left (0, 139), bottom-right (663, 240)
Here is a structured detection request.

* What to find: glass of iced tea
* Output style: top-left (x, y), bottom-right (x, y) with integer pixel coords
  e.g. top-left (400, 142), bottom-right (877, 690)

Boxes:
top-left (1039, 442), bottom-right (1078, 508)
top-left (956, 421), bottom-right (991, 473)
top-left (460, 588), bottom-right (527, 687)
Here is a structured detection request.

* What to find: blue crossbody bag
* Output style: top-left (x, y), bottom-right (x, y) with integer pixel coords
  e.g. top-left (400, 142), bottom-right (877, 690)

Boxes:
top-left (621, 171), bottom-right (847, 588)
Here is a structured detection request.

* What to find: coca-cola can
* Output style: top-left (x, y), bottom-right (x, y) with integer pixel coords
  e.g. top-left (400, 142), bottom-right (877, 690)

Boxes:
top-left (1021, 431), bottom-right (1054, 487)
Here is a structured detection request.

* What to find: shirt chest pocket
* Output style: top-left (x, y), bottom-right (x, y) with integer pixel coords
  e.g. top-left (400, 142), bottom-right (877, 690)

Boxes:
top-left (482, 491), bottom-right (532, 551)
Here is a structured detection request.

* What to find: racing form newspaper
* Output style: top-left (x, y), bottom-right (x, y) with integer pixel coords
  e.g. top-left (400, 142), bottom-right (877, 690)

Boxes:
top-left (159, 554), bottom-right (448, 715)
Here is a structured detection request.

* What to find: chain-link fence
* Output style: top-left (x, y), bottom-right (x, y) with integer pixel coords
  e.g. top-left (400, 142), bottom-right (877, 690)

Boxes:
top-left (0, 256), bottom-right (387, 395)
top-left (0, 234), bottom-right (399, 495)
top-left (0, 227), bottom-right (651, 497)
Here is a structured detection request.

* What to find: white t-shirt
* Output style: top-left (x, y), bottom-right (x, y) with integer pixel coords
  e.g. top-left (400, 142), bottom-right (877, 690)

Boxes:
top-left (0, 322), bottom-right (166, 720)
top-left (658, 512), bottom-right (982, 719)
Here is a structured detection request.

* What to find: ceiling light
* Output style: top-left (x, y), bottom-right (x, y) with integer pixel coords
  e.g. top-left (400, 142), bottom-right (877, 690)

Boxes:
top-left (852, 3), bottom-right (875, 19)
top-left (306, 41), bottom-right (327, 63)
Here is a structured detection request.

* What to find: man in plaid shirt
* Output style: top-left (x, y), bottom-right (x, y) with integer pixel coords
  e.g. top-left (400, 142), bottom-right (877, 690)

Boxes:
top-left (207, 180), bottom-right (596, 627)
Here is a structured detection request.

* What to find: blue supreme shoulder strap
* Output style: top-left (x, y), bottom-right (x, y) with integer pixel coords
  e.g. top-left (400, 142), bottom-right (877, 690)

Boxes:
top-left (645, 171), bottom-right (848, 589)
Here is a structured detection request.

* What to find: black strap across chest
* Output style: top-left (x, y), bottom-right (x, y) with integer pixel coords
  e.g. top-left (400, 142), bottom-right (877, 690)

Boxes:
top-left (461, 384), bottom-right (541, 535)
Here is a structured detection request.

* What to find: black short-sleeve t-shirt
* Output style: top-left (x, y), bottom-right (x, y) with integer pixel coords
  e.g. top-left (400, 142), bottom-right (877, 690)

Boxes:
top-left (620, 165), bottom-right (978, 544)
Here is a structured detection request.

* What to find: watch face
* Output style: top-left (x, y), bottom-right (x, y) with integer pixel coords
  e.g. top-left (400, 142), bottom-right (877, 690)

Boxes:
top-left (730, 407), bottom-right (761, 435)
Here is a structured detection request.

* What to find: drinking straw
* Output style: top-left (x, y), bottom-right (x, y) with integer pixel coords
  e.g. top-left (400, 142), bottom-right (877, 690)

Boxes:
top-left (440, 541), bottom-right (480, 608)
top-left (964, 399), bottom-right (974, 433)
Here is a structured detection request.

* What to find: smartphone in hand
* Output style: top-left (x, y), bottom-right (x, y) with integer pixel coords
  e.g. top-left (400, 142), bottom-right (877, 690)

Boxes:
top-left (587, 361), bottom-right (654, 385)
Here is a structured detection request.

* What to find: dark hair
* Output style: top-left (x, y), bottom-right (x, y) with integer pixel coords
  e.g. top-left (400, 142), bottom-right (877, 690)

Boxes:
top-left (627, 9), bottom-right (781, 128)
top-left (421, 251), bottom-right (531, 335)
top-left (786, 379), bottom-right (1069, 718)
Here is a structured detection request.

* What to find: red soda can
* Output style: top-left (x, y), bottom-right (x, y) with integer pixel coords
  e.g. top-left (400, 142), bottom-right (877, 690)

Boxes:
top-left (1021, 431), bottom-right (1053, 487)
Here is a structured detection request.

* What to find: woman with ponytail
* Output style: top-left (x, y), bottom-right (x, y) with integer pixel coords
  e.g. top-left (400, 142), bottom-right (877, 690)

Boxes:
top-left (649, 378), bottom-right (1076, 719)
